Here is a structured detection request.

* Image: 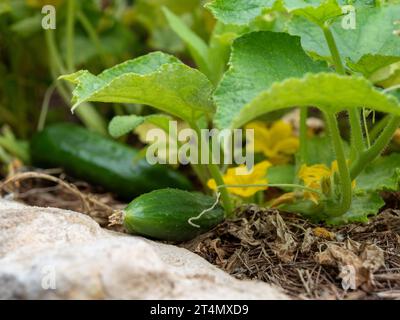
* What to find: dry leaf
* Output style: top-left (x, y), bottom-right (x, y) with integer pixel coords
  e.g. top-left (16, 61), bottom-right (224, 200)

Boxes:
top-left (360, 244), bottom-right (385, 273)
top-left (301, 228), bottom-right (315, 253)
top-left (316, 243), bottom-right (385, 290)
top-left (267, 213), bottom-right (297, 262)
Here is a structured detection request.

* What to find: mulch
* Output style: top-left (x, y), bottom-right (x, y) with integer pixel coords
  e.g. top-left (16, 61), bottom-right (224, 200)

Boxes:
top-left (183, 204), bottom-right (400, 300)
top-left (1, 169), bottom-right (399, 300)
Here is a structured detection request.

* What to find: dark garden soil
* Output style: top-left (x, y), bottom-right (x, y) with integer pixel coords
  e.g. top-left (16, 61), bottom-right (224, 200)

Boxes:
top-left (1, 169), bottom-right (400, 300)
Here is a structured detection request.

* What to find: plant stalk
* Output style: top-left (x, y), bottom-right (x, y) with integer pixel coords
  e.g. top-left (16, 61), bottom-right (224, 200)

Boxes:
top-left (45, 29), bottom-right (107, 134)
top-left (189, 121), bottom-right (234, 217)
top-left (299, 107), bottom-right (308, 165)
top-left (325, 112), bottom-right (353, 216)
top-left (66, 0), bottom-right (76, 72)
top-left (322, 24), bottom-right (365, 159)
top-left (350, 115), bottom-right (400, 179)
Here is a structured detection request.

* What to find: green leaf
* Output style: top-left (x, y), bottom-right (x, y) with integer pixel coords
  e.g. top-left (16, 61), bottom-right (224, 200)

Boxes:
top-left (347, 55), bottom-right (400, 79)
top-left (213, 31), bottom-right (329, 129)
top-left (289, 5), bottom-right (400, 72)
top-left (267, 164), bottom-right (295, 191)
top-left (305, 135), bottom-right (350, 166)
top-left (206, 0), bottom-right (274, 26)
top-left (356, 153), bottom-right (400, 192)
top-left (289, 0), bottom-right (342, 26)
top-left (206, 0), bottom-right (339, 26)
top-left (279, 199), bottom-right (325, 219)
top-left (60, 52), bottom-right (215, 123)
top-left (162, 7), bottom-right (211, 77)
top-left (109, 114), bottom-right (172, 138)
top-left (279, 191), bottom-right (385, 224)
top-left (326, 192), bottom-right (385, 224)
top-left (231, 73), bottom-right (400, 129)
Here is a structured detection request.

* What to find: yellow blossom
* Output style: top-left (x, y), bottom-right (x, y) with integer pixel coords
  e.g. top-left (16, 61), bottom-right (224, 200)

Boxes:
top-left (245, 121), bottom-right (299, 164)
top-left (207, 161), bottom-right (272, 198)
top-left (271, 160), bottom-right (356, 207)
top-left (270, 192), bottom-right (296, 207)
top-left (299, 161), bottom-right (356, 204)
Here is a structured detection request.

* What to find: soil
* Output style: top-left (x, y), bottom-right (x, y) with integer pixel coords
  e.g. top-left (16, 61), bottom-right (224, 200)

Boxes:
top-left (1, 169), bottom-right (399, 300)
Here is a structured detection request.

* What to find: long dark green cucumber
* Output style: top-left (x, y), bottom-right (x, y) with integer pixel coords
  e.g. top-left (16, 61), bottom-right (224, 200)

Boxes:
top-left (30, 123), bottom-right (192, 199)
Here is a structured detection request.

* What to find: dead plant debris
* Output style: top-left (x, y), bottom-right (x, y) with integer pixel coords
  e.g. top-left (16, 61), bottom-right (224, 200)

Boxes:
top-left (1, 170), bottom-right (400, 300)
top-left (183, 205), bottom-right (400, 300)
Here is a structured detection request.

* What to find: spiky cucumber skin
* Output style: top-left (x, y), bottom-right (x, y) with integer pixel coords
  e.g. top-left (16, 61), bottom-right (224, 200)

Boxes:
top-left (124, 189), bottom-right (225, 242)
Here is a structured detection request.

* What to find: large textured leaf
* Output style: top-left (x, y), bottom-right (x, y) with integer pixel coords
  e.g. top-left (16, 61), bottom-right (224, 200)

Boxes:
top-left (356, 153), bottom-right (400, 192)
top-left (60, 52), bottom-right (215, 123)
top-left (205, 0), bottom-right (274, 25)
top-left (231, 73), bottom-right (400, 128)
top-left (280, 192), bottom-right (385, 224)
top-left (289, 5), bottom-right (400, 73)
top-left (326, 192), bottom-right (385, 225)
top-left (213, 31), bottom-right (329, 129)
top-left (205, 0), bottom-right (338, 26)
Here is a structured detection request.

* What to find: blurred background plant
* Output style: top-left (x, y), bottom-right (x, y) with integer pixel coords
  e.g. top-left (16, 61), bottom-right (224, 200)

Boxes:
top-left (0, 0), bottom-right (218, 174)
top-left (2, 0), bottom-right (398, 180)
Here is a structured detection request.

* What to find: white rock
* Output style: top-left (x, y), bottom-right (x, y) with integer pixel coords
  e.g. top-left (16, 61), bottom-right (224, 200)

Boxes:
top-left (0, 199), bottom-right (288, 300)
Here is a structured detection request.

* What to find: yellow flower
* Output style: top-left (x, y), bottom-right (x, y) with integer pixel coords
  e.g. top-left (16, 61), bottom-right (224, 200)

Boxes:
top-left (272, 160), bottom-right (356, 207)
top-left (207, 161), bottom-right (272, 198)
top-left (26, 0), bottom-right (64, 8)
top-left (299, 161), bottom-right (356, 204)
top-left (245, 121), bottom-right (299, 164)
top-left (298, 164), bottom-right (331, 203)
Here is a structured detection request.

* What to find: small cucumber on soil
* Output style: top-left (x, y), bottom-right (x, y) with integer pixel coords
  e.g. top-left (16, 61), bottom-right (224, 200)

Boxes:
top-left (121, 189), bottom-right (225, 242)
top-left (30, 123), bottom-right (192, 199)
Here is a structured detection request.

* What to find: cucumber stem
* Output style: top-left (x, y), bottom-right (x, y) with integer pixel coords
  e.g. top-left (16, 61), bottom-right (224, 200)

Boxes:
top-left (324, 112), bottom-right (353, 217)
top-left (350, 115), bottom-right (400, 179)
top-left (189, 121), bottom-right (234, 217)
top-left (322, 24), bottom-right (365, 159)
top-left (299, 107), bottom-right (308, 165)
top-left (218, 183), bottom-right (323, 196)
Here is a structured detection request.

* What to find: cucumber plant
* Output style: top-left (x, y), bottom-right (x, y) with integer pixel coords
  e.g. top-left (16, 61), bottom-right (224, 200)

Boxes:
top-left (62, 0), bottom-right (400, 224)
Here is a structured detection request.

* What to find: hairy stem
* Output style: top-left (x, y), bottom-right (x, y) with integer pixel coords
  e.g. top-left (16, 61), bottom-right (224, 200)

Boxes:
top-left (219, 183), bottom-right (323, 196)
top-left (325, 112), bottom-right (353, 216)
top-left (350, 115), bottom-right (400, 179)
top-left (208, 163), bottom-right (234, 216)
top-left (190, 121), bottom-right (233, 217)
top-left (369, 114), bottom-right (390, 142)
top-left (299, 107), bottom-right (308, 165)
top-left (322, 24), bottom-right (365, 159)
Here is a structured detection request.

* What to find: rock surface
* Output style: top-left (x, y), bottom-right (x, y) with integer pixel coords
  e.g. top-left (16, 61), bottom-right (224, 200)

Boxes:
top-left (0, 199), bottom-right (288, 299)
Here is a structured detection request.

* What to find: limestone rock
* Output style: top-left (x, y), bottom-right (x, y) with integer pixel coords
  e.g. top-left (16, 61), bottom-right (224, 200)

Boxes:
top-left (0, 199), bottom-right (288, 299)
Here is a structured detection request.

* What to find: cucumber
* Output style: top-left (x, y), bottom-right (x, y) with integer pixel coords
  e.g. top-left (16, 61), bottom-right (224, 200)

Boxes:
top-left (30, 123), bottom-right (192, 199)
top-left (123, 189), bottom-right (225, 241)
